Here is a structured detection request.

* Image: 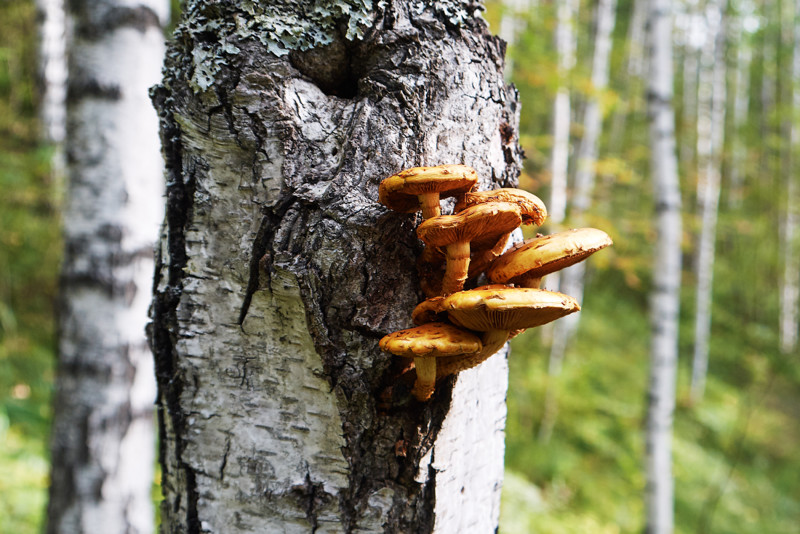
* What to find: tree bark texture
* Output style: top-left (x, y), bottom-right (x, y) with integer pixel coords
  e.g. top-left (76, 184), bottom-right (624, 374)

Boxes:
top-left (47, 0), bottom-right (168, 532)
top-left (149, 1), bottom-right (523, 532)
top-left (645, 0), bottom-right (682, 532)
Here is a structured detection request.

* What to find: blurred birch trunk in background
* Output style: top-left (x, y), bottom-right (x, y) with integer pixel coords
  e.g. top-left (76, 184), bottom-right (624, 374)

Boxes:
top-left (781, 0), bottom-right (800, 354)
top-left (691, 0), bottom-right (727, 403)
top-left (539, 0), bottom-right (617, 443)
top-left (645, 0), bottom-right (682, 531)
top-left (46, 0), bottom-right (167, 532)
top-left (548, 0), bottom-right (579, 245)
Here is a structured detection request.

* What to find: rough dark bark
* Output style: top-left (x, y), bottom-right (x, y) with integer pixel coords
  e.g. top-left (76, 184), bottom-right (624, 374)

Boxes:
top-left (149, 1), bottom-right (522, 532)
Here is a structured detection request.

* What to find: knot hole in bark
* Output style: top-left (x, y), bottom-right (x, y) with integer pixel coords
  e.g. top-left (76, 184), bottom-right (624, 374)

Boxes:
top-left (290, 36), bottom-right (359, 98)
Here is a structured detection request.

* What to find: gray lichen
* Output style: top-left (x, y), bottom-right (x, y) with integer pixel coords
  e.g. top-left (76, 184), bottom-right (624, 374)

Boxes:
top-left (173, 0), bottom-right (479, 92)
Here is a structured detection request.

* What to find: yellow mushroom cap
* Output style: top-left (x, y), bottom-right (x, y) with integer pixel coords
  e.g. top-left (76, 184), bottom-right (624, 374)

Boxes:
top-left (441, 287), bottom-right (580, 332)
top-left (455, 188), bottom-right (548, 227)
top-left (379, 322), bottom-right (482, 358)
top-left (487, 228), bottom-right (613, 284)
top-left (416, 202), bottom-right (522, 248)
top-left (378, 164), bottom-right (478, 213)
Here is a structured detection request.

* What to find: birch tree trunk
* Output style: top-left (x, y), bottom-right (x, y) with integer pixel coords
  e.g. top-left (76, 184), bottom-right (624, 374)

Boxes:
top-left (690, 1), bottom-right (726, 403)
top-left (498, 0), bottom-right (531, 81)
top-left (36, 0), bottom-right (67, 146)
top-left (548, 0), bottom-right (579, 243)
top-left (46, 0), bottom-right (168, 532)
top-left (727, 5), bottom-right (752, 209)
top-left (679, 0), bottom-right (700, 172)
top-left (148, 1), bottom-right (523, 532)
top-left (538, 0), bottom-right (617, 443)
top-left (608, 0), bottom-right (647, 154)
top-left (780, 0), bottom-right (800, 354)
top-left (645, 0), bottom-right (682, 531)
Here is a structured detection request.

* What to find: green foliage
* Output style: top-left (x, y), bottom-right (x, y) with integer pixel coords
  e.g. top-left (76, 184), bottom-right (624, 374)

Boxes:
top-left (0, 1), bottom-right (60, 531)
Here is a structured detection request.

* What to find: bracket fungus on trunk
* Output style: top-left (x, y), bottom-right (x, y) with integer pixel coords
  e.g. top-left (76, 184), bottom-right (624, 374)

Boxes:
top-left (417, 202), bottom-right (522, 296)
top-left (378, 164), bottom-right (478, 219)
top-left (379, 322), bottom-right (482, 401)
top-left (376, 166), bottom-right (612, 401)
top-left (487, 227), bottom-right (613, 288)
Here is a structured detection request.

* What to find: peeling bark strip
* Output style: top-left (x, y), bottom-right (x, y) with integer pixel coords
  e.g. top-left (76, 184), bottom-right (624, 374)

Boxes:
top-left (149, 1), bottom-right (522, 532)
top-left (47, 0), bottom-right (168, 533)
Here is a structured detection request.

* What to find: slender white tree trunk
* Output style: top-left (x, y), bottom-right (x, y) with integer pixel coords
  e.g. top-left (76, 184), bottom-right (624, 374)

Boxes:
top-left (539, 0), bottom-right (617, 443)
top-left (46, 0), bottom-right (168, 532)
top-left (148, 1), bottom-right (523, 532)
top-left (608, 0), bottom-right (648, 153)
top-left (645, 0), bottom-right (682, 531)
top-left (498, 0), bottom-right (531, 81)
top-left (548, 0), bottom-right (579, 242)
top-left (37, 0), bottom-right (67, 145)
top-left (680, 0), bottom-right (701, 171)
top-left (781, 0), bottom-right (800, 354)
top-left (728, 4), bottom-right (752, 209)
top-left (691, 2), bottom-right (727, 403)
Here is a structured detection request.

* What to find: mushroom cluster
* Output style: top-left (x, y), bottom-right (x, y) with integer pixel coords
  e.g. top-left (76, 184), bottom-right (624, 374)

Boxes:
top-left (378, 164), bottom-right (612, 401)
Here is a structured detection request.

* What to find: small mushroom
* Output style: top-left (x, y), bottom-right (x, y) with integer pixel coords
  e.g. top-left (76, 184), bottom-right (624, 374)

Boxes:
top-left (435, 286), bottom-right (580, 377)
top-left (379, 322), bottom-right (483, 401)
top-left (379, 164), bottom-right (479, 219)
top-left (454, 189), bottom-right (548, 279)
top-left (455, 188), bottom-right (548, 226)
top-left (417, 202), bottom-right (522, 295)
top-left (487, 228), bottom-right (613, 288)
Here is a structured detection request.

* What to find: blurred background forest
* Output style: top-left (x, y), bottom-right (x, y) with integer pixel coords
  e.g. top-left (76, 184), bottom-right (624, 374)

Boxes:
top-left (1, 0), bottom-right (799, 532)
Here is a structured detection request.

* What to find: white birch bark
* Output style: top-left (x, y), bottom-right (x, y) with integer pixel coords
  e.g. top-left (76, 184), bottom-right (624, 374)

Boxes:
top-left (608, 0), bottom-right (647, 153)
top-left (538, 0), bottom-right (617, 443)
top-left (727, 5), bottom-right (752, 209)
top-left (691, 2), bottom-right (727, 403)
top-left (548, 0), bottom-right (579, 240)
top-left (498, 0), bottom-right (531, 81)
top-left (645, 0), bottom-right (682, 531)
top-left (780, 0), bottom-right (800, 354)
top-left (46, 0), bottom-right (168, 532)
top-left (679, 2), bottom-right (701, 172)
top-left (148, 1), bottom-right (523, 532)
top-left (37, 0), bottom-right (67, 145)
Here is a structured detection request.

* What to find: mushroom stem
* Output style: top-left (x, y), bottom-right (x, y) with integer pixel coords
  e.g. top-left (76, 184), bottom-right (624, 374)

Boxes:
top-left (442, 241), bottom-right (471, 295)
top-left (436, 329), bottom-right (509, 378)
top-left (418, 193), bottom-right (442, 219)
top-left (511, 272), bottom-right (542, 289)
top-left (411, 358), bottom-right (438, 401)
top-left (468, 231), bottom-right (512, 279)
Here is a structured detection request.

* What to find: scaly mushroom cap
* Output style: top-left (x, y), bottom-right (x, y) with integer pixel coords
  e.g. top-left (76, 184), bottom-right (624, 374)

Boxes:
top-left (441, 287), bottom-right (580, 332)
top-left (455, 188), bottom-right (548, 226)
top-left (379, 164), bottom-right (478, 214)
top-left (416, 202), bottom-right (522, 248)
top-left (379, 322), bottom-right (482, 358)
top-left (487, 228), bottom-right (613, 284)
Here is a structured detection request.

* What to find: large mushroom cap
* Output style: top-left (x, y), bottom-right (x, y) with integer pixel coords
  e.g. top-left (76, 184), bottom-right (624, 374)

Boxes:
top-left (379, 164), bottom-right (478, 213)
top-left (379, 322), bottom-right (482, 358)
top-left (442, 287), bottom-right (580, 332)
top-left (487, 228), bottom-right (613, 284)
top-left (416, 202), bottom-right (522, 248)
top-left (455, 188), bottom-right (548, 226)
